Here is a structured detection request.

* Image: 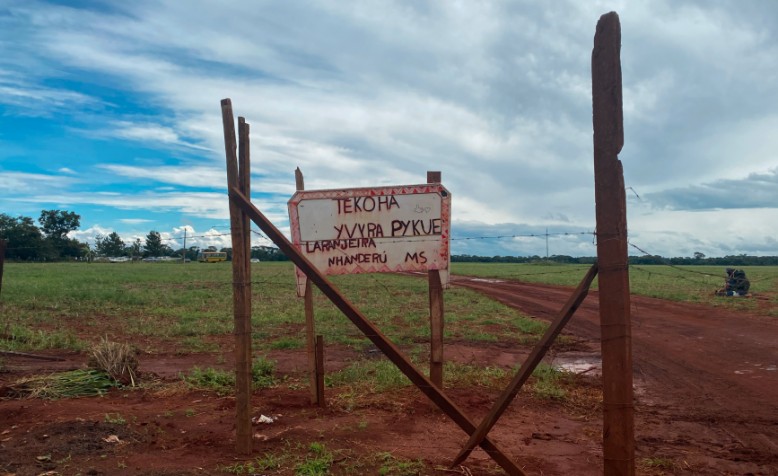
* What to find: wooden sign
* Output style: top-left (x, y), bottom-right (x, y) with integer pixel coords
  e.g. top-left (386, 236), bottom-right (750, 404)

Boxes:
top-left (288, 184), bottom-right (451, 296)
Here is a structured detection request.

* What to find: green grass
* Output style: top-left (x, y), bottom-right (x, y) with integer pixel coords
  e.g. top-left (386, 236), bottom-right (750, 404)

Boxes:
top-left (326, 359), bottom-right (412, 393)
top-left (3, 261), bottom-right (772, 360)
top-left (528, 363), bottom-right (569, 400)
top-left (0, 262), bottom-right (548, 355)
top-left (295, 442), bottom-right (334, 475)
top-left (183, 356), bottom-right (277, 395)
top-left (452, 262), bottom-right (778, 311)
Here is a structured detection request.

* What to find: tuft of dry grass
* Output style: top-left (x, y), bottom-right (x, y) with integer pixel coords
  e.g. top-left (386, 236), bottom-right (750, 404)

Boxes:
top-left (88, 337), bottom-right (139, 386)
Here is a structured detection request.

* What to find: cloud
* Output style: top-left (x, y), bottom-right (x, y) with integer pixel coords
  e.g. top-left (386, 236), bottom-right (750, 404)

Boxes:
top-left (100, 121), bottom-right (211, 151)
top-left (0, 171), bottom-right (76, 193)
top-left (2, 0), bottom-right (777, 258)
top-left (0, 75), bottom-right (99, 116)
top-left (646, 168), bottom-right (778, 210)
top-left (119, 218), bottom-right (152, 225)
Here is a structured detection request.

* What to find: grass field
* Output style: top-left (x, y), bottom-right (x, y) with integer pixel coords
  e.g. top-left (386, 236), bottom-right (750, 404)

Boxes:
top-left (2, 261), bottom-right (775, 356)
top-left (452, 262), bottom-right (778, 312)
top-left (0, 261), bottom-right (546, 354)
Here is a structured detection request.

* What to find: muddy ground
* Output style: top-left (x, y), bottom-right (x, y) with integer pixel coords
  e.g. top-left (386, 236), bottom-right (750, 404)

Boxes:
top-left (1, 277), bottom-right (776, 475)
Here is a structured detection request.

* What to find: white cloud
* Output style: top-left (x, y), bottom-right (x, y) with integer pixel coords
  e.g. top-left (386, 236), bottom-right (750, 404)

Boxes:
top-left (0, 171), bottom-right (76, 193)
top-left (2, 0), bottom-right (777, 257)
top-left (119, 218), bottom-right (152, 225)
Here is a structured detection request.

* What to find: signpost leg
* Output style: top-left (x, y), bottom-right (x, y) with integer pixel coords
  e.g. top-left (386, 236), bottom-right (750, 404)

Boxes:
top-left (295, 167), bottom-right (321, 406)
top-left (315, 334), bottom-right (326, 407)
top-left (428, 269), bottom-right (444, 388)
top-left (426, 171), bottom-right (444, 387)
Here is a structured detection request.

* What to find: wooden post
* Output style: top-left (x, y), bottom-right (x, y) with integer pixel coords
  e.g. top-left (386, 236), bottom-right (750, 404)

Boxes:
top-left (427, 171), bottom-right (444, 388)
top-left (592, 13), bottom-right (635, 475)
top-left (221, 99), bottom-right (253, 455)
top-left (0, 239), bottom-right (6, 299)
top-left (239, 117), bottom-right (252, 278)
top-left (315, 335), bottom-right (326, 408)
top-left (296, 167), bottom-right (322, 406)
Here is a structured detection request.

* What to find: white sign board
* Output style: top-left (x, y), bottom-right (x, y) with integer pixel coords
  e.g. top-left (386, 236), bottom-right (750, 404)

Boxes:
top-left (288, 184), bottom-right (451, 296)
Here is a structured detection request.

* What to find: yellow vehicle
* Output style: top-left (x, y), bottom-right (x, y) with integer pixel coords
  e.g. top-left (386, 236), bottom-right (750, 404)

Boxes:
top-left (198, 251), bottom-right (227, 262)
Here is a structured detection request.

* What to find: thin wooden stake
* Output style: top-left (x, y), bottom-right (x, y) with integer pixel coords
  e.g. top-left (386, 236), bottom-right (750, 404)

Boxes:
top-left (592, 12), bottom-right (635, 475)
top-left (429, 269), bottom-right (444, 387)
top-left (427, 169), bottom-right (445, 388)
top-left (228, 186), bottom-right (525, 476)
top-left (315, 335), bottom-right (326, 408)
top-left (451, 263), bottom-right (598, 467)
top-left (296, 167), bottom-right (321, 405)
top-left (221, 99), bottom-right (252, 455)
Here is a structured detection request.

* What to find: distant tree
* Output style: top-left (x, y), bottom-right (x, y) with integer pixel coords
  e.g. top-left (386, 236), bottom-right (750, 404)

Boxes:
top-left (127, 238), bottom-right (143, 260)
top-left (250, 245), bottom-right (289, 261)
top-left (96, 232), bottom-right (125, 257)
top-left (0, 213), bottom-right (45, 260)
top-left (187, 246), bottom-right (199, 261)
top-left (37, 210), bottom-right (83, 259)
top-left (39, 210), bottom-right (80, 240)
top-left (693, 251), bottom-right (706, 260)
top-left (143, 231), bottom-right (171, 257)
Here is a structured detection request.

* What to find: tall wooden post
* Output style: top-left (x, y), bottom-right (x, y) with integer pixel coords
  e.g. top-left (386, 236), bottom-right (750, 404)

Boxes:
top-left (296, 167), bottom-right (322, 406)
top-left (592, 12), bottom-right (635, 475)
top-left (221, 99), bottom-right (253, 454)
top-left (427, 171), bottom-right (444, 388)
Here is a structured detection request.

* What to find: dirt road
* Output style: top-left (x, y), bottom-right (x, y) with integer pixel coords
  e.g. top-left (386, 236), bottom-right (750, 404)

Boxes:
top-left (453, 275), bottom-right (778, 474)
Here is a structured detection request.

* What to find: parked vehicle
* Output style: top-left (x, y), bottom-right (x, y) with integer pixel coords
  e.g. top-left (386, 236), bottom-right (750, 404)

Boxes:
top-left (198, 251), bottom-right (227, 263)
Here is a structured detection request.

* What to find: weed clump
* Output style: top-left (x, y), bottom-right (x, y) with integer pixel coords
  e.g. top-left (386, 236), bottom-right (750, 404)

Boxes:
top-left (88, 338), bottom-right (139, 386)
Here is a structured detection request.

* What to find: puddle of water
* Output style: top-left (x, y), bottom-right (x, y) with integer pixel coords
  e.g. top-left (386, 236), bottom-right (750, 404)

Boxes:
top-left (469, 278), bottom-right (505, 284)
top-left (554, 355), bottom-right (602, 376)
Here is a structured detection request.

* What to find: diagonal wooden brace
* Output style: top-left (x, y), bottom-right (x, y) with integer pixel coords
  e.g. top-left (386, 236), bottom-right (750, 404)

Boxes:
top-left (451, 263), bottom-right (599, 467)
top-left (228, 186), bottom-right (525, 476)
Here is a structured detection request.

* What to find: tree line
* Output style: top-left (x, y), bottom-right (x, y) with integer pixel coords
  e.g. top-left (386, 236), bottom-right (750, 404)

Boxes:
top-left (0, 210), bottom-right (292, 262)
top-left (0, 210), bottom-right (203, 261)
top-left (3, 210), bottom-right (777, 265)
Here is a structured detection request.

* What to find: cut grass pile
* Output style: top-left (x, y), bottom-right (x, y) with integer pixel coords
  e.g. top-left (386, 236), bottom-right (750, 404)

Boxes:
top-left (5, 368), bottom-right (116, 399)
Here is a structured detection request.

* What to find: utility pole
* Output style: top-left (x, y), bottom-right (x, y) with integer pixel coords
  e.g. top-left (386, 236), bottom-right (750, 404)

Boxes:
top-left (182, 228), bottom-right (187, 263)
top-left (545, 228), bottom-right (549, 259)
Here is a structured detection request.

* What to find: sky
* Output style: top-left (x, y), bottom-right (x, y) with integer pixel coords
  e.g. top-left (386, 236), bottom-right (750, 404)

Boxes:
top-left (1, 0), bottom-right (777, 258)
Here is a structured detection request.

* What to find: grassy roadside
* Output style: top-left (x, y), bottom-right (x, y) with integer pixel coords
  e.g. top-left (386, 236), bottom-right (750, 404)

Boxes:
top-left (0, 262), bottom-right (546, 354)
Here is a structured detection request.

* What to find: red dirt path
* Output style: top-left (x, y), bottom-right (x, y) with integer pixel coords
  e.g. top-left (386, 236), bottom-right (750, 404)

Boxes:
top-left (1, 276), bottom-right (776, 475)
top-left (453, 276), bottom-right (778, 475)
